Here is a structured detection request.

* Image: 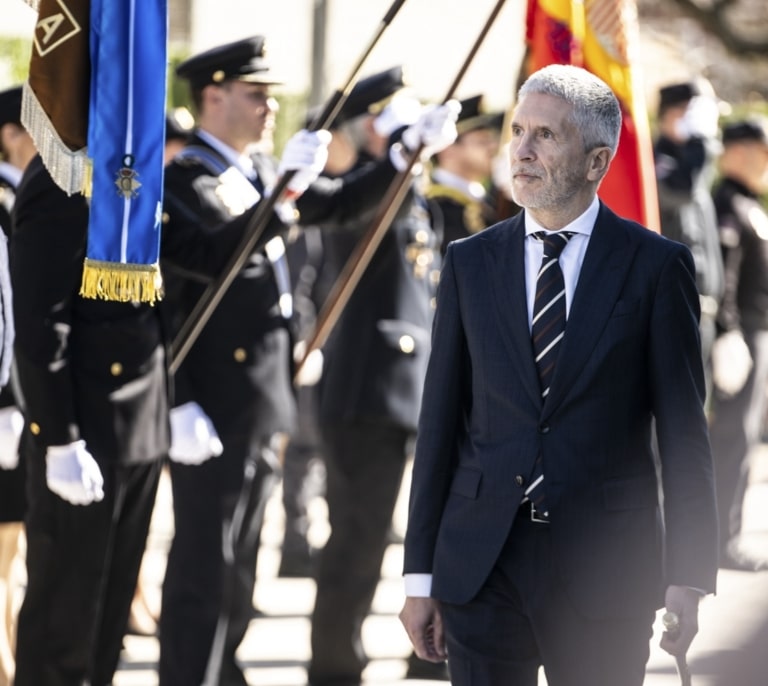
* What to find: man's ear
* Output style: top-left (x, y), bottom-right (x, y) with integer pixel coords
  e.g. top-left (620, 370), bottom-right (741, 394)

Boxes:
top-left (587, 146), bottom-right (613, 182)
top-left (201, 84), bottom-right (224, 109)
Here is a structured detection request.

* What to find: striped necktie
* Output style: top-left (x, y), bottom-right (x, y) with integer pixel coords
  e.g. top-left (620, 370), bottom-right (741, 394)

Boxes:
top-left (531, 230), bottom-right (575, 398)
top-left (524, 230), bottom-right (574, 521)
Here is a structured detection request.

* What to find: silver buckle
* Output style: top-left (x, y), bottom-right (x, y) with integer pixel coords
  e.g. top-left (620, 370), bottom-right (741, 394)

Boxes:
top-left (530, 503), bottom-right (550, 524)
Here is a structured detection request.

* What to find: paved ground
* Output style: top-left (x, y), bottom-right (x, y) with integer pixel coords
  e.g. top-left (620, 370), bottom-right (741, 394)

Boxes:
top-left (114, 446), bottom-right (768, 686)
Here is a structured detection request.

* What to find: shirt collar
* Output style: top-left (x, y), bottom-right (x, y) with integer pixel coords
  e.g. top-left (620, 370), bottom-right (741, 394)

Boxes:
top-left (196, 129), bottom-right (257, 179)
top-left (0, 161), bottom-right (22, 188)
top-left (431, 168), bottom-right (487, 201)
top-left (524, 195), bottom-right (600, 238)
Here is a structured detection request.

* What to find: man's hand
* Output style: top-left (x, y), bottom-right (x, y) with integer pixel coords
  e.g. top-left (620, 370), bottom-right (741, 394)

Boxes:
top-left (46, 440), bottom-right (105, 505)
top-left (399, 596), bottom-right (447, 663)
top-left (373, 94), bottom-right (423, 138)
top-left (402, 100), bottom-right (462, 158)
top-left (169, 401), bottom-right (224, 465)
top-left (277, 129), bottom-right (332, 197)
top-left (660, 585), bottom-right (701, 657)
top-left (712, 329), bottom-right (753, 397)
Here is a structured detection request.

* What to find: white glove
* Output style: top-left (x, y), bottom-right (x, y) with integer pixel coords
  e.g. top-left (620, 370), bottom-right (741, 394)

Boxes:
top-left (293, 340), bottom-right (324, 387)
top-left (712, 329), bottom-right (753, 397)
top-left (277, 129), bottom-right (332, 197)
top-left (46, 440), bottom-right (105, 505)
top-left (373, 95), bottom-right (423, 138)
top-left (677, 96), bottom-right (720, 141)
top-left (169, 401), bottom-right (224, 465)
top-left (402, 100), bottom-right (461, 158)
top-left (0, 406), bottom-right (23, 470)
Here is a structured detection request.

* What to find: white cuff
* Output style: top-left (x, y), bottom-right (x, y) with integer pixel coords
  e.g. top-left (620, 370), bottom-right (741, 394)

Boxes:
top-left (404, 573), bottom-right (432, 597)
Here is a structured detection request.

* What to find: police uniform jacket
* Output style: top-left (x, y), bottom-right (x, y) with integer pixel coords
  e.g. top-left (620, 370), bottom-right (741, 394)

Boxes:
top-left (319, 152), bottom-right (439, 432)
top-left (426, 176), bottom-right (497, 255)
top-left (162, 134), bottom-right (403, 455)
top-left (11, 155), bottom-right (279, 467)
top-left (714, 176), bottom-right (768, 334)
top-left (654, 134), bottom-right (724, 303)
top-left (11, 156), bottom-right (170, 467)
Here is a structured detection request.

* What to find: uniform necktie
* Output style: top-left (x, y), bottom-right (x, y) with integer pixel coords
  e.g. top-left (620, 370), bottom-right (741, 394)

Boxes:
top-left (524, 230), bottom-right (574, 521)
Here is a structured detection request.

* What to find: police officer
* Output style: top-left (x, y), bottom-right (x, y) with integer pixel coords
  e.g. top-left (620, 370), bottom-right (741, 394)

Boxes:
top-left (158, 39), bottom-right (460, 686)
top-left (653, 80), bottom-right (724, 399)
top-left (426, 94), bottom-right (502, 254)
top-left (0, 84), bottom-right (33, 686)
top-left (307, 67), bottom-right (459, 686)
top-left (708, 118), bottom-right (768, 571)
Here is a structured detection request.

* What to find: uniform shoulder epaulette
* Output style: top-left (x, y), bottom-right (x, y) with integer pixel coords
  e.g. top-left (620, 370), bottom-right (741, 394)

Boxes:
top-left (174, 145), bottom-right (230, 176)
top-left (426, 183), bottom-right (473, 207)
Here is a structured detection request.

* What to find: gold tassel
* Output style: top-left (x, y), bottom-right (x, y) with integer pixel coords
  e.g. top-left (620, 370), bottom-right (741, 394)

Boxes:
top-left (81, 159), bottom-right (93, 198)
top-left (79, 259), bottom-right (164, 305)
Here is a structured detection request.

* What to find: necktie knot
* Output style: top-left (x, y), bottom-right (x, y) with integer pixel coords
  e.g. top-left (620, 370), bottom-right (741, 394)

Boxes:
top-left (534, 231), bottom-right (574, 260)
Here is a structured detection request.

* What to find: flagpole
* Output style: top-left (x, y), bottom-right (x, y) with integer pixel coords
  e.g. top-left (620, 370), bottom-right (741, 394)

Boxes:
top-left (169, 0), bottom-right (408, 374)
top-left (294, 0), bottom-right (509, 381)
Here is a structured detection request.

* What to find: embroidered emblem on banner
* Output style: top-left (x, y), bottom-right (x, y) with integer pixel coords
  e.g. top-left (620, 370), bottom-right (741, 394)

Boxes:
top-left (115, 155), bottom-right (142, 199)
top-left (34, 1), bottom-right (82, 57)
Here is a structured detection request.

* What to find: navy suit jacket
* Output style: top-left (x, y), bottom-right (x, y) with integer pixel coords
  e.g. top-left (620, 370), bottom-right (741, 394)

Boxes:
top-left (404, 202), bottom-right (718, 619)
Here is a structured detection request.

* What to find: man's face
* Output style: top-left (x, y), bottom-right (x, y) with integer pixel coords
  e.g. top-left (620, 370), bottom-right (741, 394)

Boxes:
top-left (508, 93), bottom-right (593, 218)
top-left (455, 128), bottom-right (499, 179)
top-left (218, 81), bottom-right (276, 149)
top-left (747, 141), bottom-right (768, 193)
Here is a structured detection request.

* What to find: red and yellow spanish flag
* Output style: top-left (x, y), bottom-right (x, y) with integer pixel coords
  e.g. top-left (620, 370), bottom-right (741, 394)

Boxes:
top-left (525, 0), bottom-right (659, 231)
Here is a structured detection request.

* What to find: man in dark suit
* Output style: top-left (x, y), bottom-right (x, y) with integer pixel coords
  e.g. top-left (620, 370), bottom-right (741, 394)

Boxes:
top-left (400, 64), bottom-right (718, 686)
top-left (159, 39), bottom-right (459, 686)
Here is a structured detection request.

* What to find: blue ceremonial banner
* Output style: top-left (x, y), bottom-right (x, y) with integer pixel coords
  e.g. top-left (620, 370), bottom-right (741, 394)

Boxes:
top-left (80, 0), bottom-right (167, 303)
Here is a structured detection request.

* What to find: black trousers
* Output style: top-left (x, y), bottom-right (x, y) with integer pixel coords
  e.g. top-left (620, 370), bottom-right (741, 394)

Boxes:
top-left (282, 384), bottom-right (325, 558)
top-left (709, 329), bottom-right (768, 549)
top-left (308, 420), bottom-right (411, 686)
top-left (14, 451), bottom-right (162, 686)
top-left (441, 511), bottom-right (655, 686)
top-left (159, 444), bottom-right (280, 686)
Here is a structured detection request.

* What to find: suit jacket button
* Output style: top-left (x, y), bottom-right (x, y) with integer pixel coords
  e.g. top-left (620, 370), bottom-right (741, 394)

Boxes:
top-left (538, 423), bottom-right (550, 434)
top-left (29, 422), bottom-right (41, 435)
top-left (110, 362), bottom-right (123, 376)
top-left (515, 475), bottom-right (524, 486)
top-left (233, 348), bottom-right (247, 363)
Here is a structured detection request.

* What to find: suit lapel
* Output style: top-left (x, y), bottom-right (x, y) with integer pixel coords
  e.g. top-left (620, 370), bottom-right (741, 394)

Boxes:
top-left (544, 205), bottom-right (638, 412)
top-left (482, 214), bottom-right (542, 409)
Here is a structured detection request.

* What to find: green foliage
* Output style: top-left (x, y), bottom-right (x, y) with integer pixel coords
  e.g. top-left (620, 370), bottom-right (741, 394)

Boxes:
top-left (273, 91), bottom-right (310, 155)
top-left (0, 37), bottom-right (32, 87)
top-left (167, 49), bottom-right (193, 111)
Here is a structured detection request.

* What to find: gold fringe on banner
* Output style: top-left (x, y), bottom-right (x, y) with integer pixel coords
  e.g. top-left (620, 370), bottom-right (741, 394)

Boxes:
top-left (79, 259), bottom-right (164, 305)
